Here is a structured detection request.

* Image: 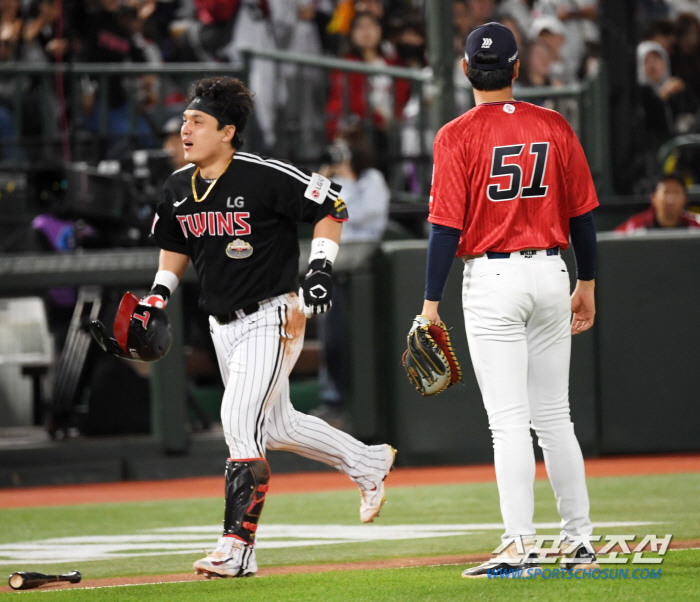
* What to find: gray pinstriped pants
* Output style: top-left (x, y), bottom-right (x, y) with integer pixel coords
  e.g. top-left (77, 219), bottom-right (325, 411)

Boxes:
top-left (210, 292), bottom-right (389, 490)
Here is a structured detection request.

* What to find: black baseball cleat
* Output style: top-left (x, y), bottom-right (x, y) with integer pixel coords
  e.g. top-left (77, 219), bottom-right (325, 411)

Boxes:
top-left (462, 550), bottom-right (540, 579)
top-left (560, 544), bottom-right (600, 572)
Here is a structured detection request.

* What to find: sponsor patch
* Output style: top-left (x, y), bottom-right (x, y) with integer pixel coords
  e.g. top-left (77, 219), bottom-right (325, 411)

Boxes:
top-left (304, 173), bottom-right (331, 204)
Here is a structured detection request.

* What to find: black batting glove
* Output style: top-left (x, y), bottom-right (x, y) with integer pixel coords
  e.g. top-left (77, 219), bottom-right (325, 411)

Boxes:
top-left (140, 284), bottom-right (171, 309)
top-left (298, 259), bottom-right (333, 317)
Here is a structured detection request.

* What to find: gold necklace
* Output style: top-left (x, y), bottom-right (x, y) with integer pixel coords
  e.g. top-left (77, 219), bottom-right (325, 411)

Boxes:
top-left (191, 154), bottom-right (234, 203)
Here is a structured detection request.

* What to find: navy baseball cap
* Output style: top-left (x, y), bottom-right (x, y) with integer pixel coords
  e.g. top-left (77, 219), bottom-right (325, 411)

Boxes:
top-left (465, 22), bottom-right (519, 71)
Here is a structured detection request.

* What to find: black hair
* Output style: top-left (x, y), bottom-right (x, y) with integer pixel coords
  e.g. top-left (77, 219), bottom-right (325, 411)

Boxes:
top-left (188, 77), bottom-right (254, 149)
top-left (466, 51), bottom-right (516, 91)
top-left (656, 172), bottom-right (687, 194)
top-left (339, 123), bottom-right (372, 176)
top-left (643, 19), bottom-right (675, 40)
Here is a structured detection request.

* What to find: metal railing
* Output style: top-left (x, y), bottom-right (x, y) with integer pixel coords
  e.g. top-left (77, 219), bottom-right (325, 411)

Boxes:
top-left (243, 48), bottom-right (611, 197)
top-left (0, 62), bottom-right (243, 162)
top-left (0, 53), bottom-right (611, 199)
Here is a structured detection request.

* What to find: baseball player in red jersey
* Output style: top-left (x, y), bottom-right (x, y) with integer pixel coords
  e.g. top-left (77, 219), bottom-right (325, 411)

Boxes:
top-left (415, 23), bottom-right (600, 577)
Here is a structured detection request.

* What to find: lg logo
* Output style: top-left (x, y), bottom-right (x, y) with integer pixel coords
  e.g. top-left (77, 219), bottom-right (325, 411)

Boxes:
top-left (226, 196), bottom-right (245, 208)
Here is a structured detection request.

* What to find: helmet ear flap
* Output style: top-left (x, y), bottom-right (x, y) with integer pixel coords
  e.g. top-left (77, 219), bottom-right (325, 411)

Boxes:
top-left (114, 292), bottom-right (140, 353)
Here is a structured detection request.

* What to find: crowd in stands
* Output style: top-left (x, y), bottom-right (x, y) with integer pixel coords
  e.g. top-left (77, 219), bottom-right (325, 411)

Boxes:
top-left (636, 7), bottom-right (700, 187)
top-left (0, 0), bottom-right (605, 159)
top-left (0, 1), bottom-right (698, 203)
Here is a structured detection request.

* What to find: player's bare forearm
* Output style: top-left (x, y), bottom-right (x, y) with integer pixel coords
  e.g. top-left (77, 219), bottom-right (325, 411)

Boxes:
top-left (313, 216), bottom-right (342, 244)
top-left (571, 279), bottom-right (595, 335)
top-left (158, 249), bottom-right (190, 280)
top-left (421, 300), bottom-right (440, 324)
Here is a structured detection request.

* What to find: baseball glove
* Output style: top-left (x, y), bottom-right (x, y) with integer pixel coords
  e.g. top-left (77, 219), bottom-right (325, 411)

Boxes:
top-left (402, 315), bottom-right (462, 396)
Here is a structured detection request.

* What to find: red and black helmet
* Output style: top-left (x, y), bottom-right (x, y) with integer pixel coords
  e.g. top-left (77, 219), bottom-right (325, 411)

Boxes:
top-left (90, 292), bottom-right (173, 362)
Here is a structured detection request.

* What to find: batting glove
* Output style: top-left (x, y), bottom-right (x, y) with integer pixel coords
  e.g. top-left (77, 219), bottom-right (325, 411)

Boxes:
top-left (298, 259), bottom-right (333, 318)
top-left (140, 284), bottom-right (170, 309)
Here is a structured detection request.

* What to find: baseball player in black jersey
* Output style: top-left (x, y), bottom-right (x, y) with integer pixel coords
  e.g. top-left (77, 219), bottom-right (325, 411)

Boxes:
top-left (147, 77), bottom-right (395, 579)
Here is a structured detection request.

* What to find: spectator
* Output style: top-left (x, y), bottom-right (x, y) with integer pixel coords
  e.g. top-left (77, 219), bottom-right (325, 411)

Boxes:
top-left (642, 18), bottom-right (676, 54)
top-left (394, 16), bottom-right (426, 68)
top-left (173, 0), bottom-right (240, 62)
top-left (161, 115), bottom-right (186, 170)
top-left (636, 0), bottom-right (671, 34)
top-left (667, 0), bottom-right (700, 21)
top-left (320, 125), bottom-right (390, 243)
top-left (79, 0), bottom-right (155, 152)
top-left (275, 0), bottom-right (328, 161)
top-left (223, 0), bottom-right (284, 151)
top-left (0, 21), bottom-right (28, 160)
top-left (315, 124), bottom-right (390, 428)
top-left (354, 0), bottom-right (384, 22)
top-left (0, 0), bottom-right (22, 42)
top-left (518, 38), bottom-right (560, 87)
top-left (497, 0), bottom-right (533, 40)
top-left (615, 173), bottom-right (700, 232)
top-left (531, 16), bottom-right (570, 83)
top-left (499, 13), bottom-right (526, 50)
top-left (468, 0), bottom-right (496, 29)
top-left (22, 0), bottom-right (69, 63)
top-left (325, 12), bottom-right (411, 153)
top-left (671, 13), bottom-right (700, 98)
top-left (454, 0), bottom-right (473, 54)
top-left (638, 40), bottom-right (698, 140)
top-left (533, 0), bottom-right (598, 84)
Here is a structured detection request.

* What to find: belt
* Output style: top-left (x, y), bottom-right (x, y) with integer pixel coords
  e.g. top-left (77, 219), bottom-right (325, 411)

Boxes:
top-left (486, 246), bottom-right (559, 259)
top-left (214, 302), bottom-right (260, 325)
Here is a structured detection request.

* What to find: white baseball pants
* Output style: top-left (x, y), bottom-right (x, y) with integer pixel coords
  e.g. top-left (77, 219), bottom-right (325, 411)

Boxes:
top-left (462, 252), bottom-right (593, 542)
top-left (210, 293), bottom-right (389, 490)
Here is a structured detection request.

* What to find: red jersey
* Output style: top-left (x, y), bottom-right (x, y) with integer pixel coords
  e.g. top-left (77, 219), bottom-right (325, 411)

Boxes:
top-left (614, 206), bottom-right (700, 232)
top-left (428, 101), bottom-right (599, 256)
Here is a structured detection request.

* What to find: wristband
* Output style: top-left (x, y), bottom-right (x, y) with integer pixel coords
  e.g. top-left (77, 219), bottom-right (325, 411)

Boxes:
top-left (152, 270), bottom-right (180, 295)
top-left (309, 237), bottom-right (339, 265)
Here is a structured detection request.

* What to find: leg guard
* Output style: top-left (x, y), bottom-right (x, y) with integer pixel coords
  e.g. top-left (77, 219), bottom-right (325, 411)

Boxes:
top-left (223, 458), bottom-right (270, 546)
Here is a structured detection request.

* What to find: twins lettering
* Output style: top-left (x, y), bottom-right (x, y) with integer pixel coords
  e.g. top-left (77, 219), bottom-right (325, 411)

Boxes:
top-left (177, 212), bottom-right (251, 238)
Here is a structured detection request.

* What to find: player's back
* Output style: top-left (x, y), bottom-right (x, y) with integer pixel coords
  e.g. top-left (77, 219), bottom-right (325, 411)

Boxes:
top-left (430, 100), bottom-right (597, 255)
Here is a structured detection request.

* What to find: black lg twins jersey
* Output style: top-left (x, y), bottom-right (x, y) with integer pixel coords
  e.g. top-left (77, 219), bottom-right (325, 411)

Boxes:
top-left (151, 152), bottom-right (348, 315)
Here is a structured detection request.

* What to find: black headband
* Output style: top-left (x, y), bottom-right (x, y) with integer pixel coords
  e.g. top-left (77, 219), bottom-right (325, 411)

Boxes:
top-left (186, 96), bottom-right (234, 126)
top-left (186, 95), bottom-right (243, 147)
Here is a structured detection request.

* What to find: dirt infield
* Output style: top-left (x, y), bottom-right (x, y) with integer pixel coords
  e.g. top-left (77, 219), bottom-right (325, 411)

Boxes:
top-left (1, 453), bottom-right (699, 509)
top-left (2, 540), bottom-right (698, 594)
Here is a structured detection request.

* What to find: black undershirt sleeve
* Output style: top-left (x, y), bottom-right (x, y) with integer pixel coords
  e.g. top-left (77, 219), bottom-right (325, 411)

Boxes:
top-left (569, 211), bottom-right (596, 280)
top-left (425, 223), bottom-right (461, 301)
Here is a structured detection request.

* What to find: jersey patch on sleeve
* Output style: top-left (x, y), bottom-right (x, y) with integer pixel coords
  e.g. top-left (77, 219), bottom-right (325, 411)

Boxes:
top-left (330, 197), bottom-right (349, 221)
top-left (305, 172), bottom-right (332, 204)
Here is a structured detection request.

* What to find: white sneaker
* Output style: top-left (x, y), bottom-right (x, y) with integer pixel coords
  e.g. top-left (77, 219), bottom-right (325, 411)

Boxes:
top-left (193, 536), bottom-right (257, 578)
top-left (360, 445), bottom-right (396, 523)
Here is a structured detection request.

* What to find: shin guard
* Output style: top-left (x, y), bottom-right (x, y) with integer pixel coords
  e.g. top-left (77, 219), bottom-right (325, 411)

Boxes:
top-left (223, 458), bottom-right (270, 546)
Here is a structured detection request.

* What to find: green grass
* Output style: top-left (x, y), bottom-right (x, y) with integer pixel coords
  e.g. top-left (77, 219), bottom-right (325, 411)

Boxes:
top-left (0, 472), bottom-right (698, 596)
top-left (6, 550), bottom-right (697, 601)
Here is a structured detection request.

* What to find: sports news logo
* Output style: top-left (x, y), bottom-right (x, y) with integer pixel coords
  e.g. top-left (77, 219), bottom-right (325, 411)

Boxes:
top-left (493, 534), bottom-right (673, 566)
top-left (481, 38), bottom-right (493, 49)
